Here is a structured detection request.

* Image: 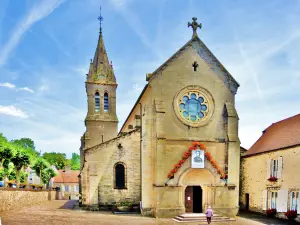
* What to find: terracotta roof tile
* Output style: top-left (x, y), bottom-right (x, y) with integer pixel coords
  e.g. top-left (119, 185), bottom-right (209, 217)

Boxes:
top-left (53, 170), bottom-right (80, 183)
top-left (244, 114), bottom-right (300, 156)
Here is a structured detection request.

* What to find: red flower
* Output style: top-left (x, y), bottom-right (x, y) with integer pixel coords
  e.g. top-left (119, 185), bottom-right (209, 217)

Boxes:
top-left (175, 164), bottom-right (181, 169)
top-left (179, 160), bottom-right (185, 165)
top-left (188, 147), bottom-right (195, 151)
top-left (192, 142), bottom-right (200, 147)
top-left (168, 173), bottom-right (173, 178)
top-left (217, 168), bottom-right (222, 174)
top-left (268, 176), bottom-right (278, 182)
top-left (171, 168), bottom-right (178, 174)
top-left (285, 210), bottom-right (297, 218)
top-left (205, 152), bottom-right (212, 160)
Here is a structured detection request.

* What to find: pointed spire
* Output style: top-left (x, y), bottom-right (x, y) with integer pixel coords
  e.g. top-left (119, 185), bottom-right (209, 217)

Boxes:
top-left (88, 8), bottom-right (116, 85)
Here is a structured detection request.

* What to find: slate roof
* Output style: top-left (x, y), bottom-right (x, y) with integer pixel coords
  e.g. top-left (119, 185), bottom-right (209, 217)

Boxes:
top-left (244, 114), bottom-right (300, 157)
top-left (53, 169), bottom-right (80, 183)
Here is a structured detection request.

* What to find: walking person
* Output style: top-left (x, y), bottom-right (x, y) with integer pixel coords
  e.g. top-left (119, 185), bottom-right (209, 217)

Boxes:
top-left (205, 206), bottom-right (213, 224)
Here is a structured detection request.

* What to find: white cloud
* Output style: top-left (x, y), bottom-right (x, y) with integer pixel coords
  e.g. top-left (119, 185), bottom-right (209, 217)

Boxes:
top-left (0, 82), bottom-right (34, 93)
top-left (0, 0), bottom-right (64, 66)
top-left (18, 87), bottom-right (34, 93)
top-left (0, 105), bottom-right (28, 118)
top-left (0, 82), bottom-right (16, 89)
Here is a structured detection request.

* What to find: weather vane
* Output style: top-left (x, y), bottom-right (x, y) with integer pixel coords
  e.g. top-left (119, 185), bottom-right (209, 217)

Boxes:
top-left (97, 7), bottom-right (103, 33)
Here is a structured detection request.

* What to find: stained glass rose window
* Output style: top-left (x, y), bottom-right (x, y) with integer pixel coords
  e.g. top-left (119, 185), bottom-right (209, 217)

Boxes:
top-left (174, 86), bottom-right (214, 127)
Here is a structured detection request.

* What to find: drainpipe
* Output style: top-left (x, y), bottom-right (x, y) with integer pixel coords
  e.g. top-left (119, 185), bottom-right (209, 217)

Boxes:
top-left (139, 103), bottom-right (143, 211)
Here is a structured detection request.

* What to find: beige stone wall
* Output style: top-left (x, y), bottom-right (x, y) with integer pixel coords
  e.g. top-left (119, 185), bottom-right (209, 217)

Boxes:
top-left (240, 145), bottom-right (300, 213)
top-left (138, 43), bottom-right (240, 217)
top-left (0, 190), bottom-right (56, 212)
top-left (84, 130), bottom-right (141, 205)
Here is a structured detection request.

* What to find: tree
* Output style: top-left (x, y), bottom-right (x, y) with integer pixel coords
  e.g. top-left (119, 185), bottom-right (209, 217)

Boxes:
top-left (41, 168), bottom-right (56, 188)
top-left (11, 138), bottom-right (39, 158)
top-left (10, 151), bottom-right (30, 188)
top-left (70, 153), bottom-right (80, 170)
top-left (42, 152), bottom-right (66, 170)
top-left (11, 138), bottom-right (35, 150)
top-left (32, 158), bottom-right (49, 185)
top-left (0, 147), bottom-right (13, 168)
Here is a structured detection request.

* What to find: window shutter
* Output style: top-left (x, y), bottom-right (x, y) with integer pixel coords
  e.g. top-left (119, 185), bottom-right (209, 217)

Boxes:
top-left (277, 157), bottom-right (283, 178)
top-left (262, 190), bottom-right (268, 210)
top-left (266, 159), bottom-right (271, 179)
top-left (297, 193), bottom-right (300, 214)
top-left (277, 190), bottom-right (288, 212)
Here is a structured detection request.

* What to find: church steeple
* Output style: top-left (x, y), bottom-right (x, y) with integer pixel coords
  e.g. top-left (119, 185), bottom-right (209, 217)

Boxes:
top-left (84, 9), bottom-right (118, 148)
top-left (87, 8), bottom-right (116, 85)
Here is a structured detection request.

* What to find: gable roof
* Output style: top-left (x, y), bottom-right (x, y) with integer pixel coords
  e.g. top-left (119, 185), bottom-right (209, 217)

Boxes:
top-left (118, 35), bottom-right (240, 134)
top-left (147, 36), bottom-right (240, 95)
top-left (53, 170), bottom-right (80, 183)
top-left (244, 114), bottom-right (300, 157)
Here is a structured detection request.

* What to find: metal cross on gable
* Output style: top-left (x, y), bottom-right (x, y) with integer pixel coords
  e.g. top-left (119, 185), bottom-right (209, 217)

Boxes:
top-left (188, 17), bottom-right (202, 38)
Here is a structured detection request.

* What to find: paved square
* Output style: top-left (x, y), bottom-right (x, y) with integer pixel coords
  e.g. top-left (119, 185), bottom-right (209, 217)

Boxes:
top-left (0, 201), bottom-right (264, 225)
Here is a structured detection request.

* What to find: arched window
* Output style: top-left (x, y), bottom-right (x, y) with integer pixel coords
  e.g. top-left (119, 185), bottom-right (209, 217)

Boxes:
top-left (104, 92), bottom-right (109, 112)
top-left (95, 92), bottom-right (100, 112)
top-left (114, 163), bottom-right (126, 189)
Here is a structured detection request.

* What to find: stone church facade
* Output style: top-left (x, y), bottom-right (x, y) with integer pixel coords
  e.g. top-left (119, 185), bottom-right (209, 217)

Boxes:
top-left (79, 17), bottom-right (241, 218)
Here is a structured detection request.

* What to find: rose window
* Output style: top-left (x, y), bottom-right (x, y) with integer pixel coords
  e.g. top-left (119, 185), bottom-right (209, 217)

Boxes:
top-left (173, 86), bottom-right (214, 127)
top-left (179, 93), bottom-right (208, 122)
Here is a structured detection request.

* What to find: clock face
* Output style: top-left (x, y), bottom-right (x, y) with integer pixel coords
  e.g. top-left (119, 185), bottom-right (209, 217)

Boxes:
top-left (174, 85), bottom-right (214, 127)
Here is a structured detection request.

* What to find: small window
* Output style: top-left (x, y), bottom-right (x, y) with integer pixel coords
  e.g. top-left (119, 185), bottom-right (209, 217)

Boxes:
top-left (290, 191), bottom-right (298, 210)
top-left (104, 92), bottom-right (109, 112)
top-left (115, 163), bottom-right (126, 189)
top-left (270, 191), bottom-right (277, 209)
top-left (271, 159), bottom-right (278, 178)
top-left (95, 92), bottom-right (100, 112)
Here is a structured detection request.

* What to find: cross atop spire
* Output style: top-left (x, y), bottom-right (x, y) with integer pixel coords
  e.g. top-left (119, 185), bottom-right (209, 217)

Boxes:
top-left (97, 7), bottom-right (103, 33)
top-left (188, 17), bottom-right (202, 38)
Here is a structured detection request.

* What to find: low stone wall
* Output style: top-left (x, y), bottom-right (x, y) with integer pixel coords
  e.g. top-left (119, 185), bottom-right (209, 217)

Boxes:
top-left (0, 189), bottom-right (56, 212)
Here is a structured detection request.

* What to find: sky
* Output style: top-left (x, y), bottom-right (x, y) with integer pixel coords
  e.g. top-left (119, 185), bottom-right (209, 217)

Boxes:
top-left (0, 0), bottom-right (300, 158)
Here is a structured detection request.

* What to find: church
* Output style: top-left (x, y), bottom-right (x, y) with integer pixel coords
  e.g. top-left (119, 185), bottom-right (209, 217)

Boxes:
top-left (79, 16), bottom-right (241, 218)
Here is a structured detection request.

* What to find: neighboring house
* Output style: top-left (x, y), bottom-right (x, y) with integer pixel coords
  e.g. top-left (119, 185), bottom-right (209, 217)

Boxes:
top-left (26, 167), bottom-right (41, 186)
top-left (240, 114), bottom-right (300, 221)
top-left (53, 165), bottom-right (80, 200)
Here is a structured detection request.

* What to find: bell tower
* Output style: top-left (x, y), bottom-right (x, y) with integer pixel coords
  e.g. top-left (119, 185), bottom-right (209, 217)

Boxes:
top-left (84, 11), bottom-right (118, 148)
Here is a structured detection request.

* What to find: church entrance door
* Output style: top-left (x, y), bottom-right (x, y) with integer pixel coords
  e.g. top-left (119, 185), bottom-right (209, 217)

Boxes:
top-left (184, 185), bottom-right (203, 213)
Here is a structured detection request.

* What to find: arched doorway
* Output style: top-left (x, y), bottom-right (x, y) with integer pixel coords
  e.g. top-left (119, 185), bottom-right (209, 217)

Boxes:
top-left (185, 185), bottom-right (203, 213)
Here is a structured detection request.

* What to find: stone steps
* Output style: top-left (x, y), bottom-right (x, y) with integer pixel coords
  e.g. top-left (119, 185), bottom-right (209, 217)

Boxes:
top-left (173, 213), bottom-right (235, 224)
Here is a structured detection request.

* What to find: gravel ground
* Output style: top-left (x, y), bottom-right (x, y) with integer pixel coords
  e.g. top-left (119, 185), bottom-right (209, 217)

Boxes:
top-left (0, 200), bottom-right (265, 225)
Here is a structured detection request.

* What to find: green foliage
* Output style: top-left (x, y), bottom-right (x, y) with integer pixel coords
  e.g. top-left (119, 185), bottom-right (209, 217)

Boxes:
top-left (11, 151), bottom-right (30, 171)
top-left (32, 158), bottom-right (49, 177)
top-left (42, 152), bottom-right (66, 170)
top-left (0, 147), bottom-right (13, 167)
top-left (41, 167), bottom-right (56, 185)
top-left (8, 169), bottom-right (16, 180)
top-left (70, 153), bottom-right (80, 170)
top-left (11, 138), bottom-right (35, 150)
top-left (20, 171), bottom-right (28, 183)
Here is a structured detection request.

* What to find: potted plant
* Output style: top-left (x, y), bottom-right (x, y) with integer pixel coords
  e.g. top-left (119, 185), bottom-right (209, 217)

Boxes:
top-left (266, 208), bottom-right (276, 216)
top-left (285, 210), bottom-right (297, 219)
top-left (116, 202), bottom-right (132, 212)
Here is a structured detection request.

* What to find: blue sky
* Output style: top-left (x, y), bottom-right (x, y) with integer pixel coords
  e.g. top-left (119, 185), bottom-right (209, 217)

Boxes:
top-left (0, 0), bottom-right (300, 158)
